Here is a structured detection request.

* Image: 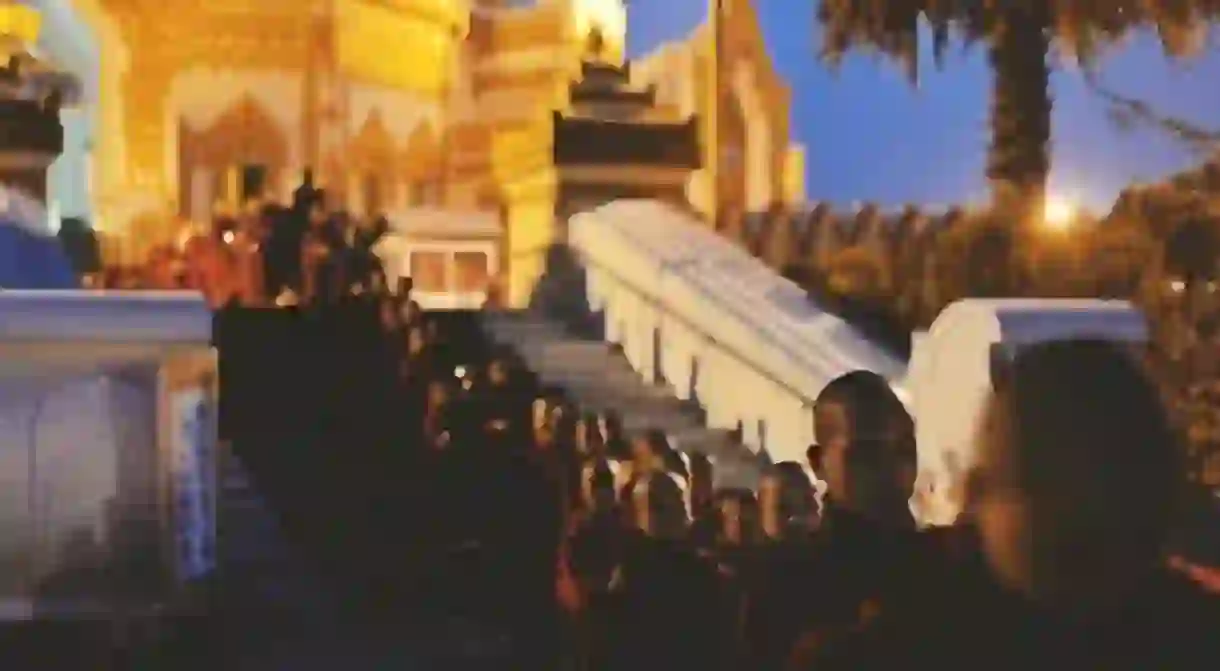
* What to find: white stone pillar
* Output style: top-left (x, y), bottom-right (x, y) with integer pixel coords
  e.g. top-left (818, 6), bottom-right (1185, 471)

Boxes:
top-left (47, 107), bottom-right (93, 225)
top-left (189, 168), bottom-right (211, 224)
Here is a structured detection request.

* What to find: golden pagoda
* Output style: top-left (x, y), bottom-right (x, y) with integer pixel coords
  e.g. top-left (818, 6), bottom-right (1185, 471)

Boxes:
top-left (54, 0), bottom-right (804, 301)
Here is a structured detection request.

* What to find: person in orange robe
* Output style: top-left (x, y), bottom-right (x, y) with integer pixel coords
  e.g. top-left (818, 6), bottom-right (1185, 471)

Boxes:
top-left (144, 243), bottom-right (191, 289)
top-left (230, 208), bottom-right (268, 307)
top-left (184, 221), bottom-right (239, 309)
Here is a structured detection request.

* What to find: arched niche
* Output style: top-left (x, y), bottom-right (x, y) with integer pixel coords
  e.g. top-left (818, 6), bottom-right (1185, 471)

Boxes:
top-left (179, 94), bottom-right (288, 218)
top-left (347, 110), bottom-right (399, 216)
top-left (402, 122), bottom-right (443, 206)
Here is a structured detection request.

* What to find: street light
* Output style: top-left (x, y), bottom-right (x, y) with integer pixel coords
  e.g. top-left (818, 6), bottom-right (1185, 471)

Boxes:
top-left (1043, 196), bottom-right (1076, 232)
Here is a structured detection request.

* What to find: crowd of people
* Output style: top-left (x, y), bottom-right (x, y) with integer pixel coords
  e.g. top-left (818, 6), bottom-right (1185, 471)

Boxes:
top-left (356, 293), bottom-right (1220, 669)
top-left (98, 171), bottom-right (390, 308)
top-left (59, 172), bottom-right (1220, 668)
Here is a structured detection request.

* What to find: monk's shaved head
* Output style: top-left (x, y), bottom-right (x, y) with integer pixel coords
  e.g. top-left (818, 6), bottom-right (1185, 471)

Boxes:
top-left (812, 371), bottom-right (915, 522)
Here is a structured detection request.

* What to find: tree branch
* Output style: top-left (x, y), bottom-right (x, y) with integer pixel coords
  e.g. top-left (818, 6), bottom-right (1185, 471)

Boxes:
top-left (1083, 72), bottom-right (1220, 156)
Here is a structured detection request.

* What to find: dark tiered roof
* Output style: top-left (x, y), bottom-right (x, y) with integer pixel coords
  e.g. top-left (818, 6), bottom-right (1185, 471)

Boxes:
top-left (551, 111), bottom-right (701, 168)
top-left (0, 99), bottom-right (63, 156)
top-left (556, 58), bottom-right (701, 168)
top-left (569, 61), bottom-right (656, 107)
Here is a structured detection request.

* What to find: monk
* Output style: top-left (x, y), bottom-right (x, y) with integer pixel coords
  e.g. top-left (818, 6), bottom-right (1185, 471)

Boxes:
top-left (230, 204), bottom-right (268, 307)
top-left (142, 244), bottom-right (181, 289)
top-left (183, 221), bottom-right (238, 309)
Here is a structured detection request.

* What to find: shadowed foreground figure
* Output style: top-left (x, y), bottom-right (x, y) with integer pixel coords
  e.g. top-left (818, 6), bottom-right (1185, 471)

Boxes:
top-left (805, 340), bottom-right (1220, 670)
top-left (745, 371), bottom-right (936, 670)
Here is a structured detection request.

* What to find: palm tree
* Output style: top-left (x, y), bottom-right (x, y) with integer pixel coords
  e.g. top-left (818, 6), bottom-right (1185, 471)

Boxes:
top-left (816, 1), bottom-right (1220, 229)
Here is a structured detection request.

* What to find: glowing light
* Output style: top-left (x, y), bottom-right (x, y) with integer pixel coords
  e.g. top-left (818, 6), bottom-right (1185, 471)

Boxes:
top-left (1043, 197), bottom-right (1076, 231)
top-left (222, 230), bottom-right (236, 245)
top-left (1170, 279), bottom-right (1187, 294)
top-left (571, 0), bottom-right (626, 58)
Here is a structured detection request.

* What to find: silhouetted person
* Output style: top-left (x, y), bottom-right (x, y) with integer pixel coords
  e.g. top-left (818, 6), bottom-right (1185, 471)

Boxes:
top-left (809, 340), bottom-right (1220, 670)
top-left (299, 200), bottom-right (331, 305)
top-left (745, 371), bottom-right (920, 669)
top-left (292, 168), bottom-right (321, 214)
top-left (476, 356), bottom-right (526, 448)
top-left (613, 448), bottom-right (717, 670)
top-left (42, 87), bottom-right (62, 114)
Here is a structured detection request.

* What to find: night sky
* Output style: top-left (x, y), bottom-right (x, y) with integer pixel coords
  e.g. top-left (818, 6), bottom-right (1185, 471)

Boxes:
top-left (626, 1), bottom-right (1220, 213)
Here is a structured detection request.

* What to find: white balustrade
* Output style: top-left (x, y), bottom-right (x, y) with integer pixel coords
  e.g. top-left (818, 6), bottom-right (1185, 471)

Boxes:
top-left (569, 200), bottom-right (906, 465)
top-left (570, 200), bottom-right (1150, 526)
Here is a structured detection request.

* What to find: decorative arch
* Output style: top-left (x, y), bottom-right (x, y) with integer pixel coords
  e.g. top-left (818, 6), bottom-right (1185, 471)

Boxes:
top-left (179, 93), bottom-right (289, 217)
top-left (401, 122), bottom-right (444, 205)
top-left (403, 122), bottom-right (440, 176)
top-left (181, 93), bottom-right (288, 170)
top-left (346, 110), bottom-right (399, 215)
top-left (348, 110), bottom-right (397, 172)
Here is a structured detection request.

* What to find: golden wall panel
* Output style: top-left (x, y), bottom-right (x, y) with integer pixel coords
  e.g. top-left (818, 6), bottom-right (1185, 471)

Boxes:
top-left (491, 122), bottom-right (553, 181)
top-left (472, 67), bottom-right (567, 94)
top-left (371, 0), bottom-right (469, 32)
top-left (334, 1), bottom-right (457, 96)
top-left (154, 18), bottom-right (310, 69)
top-left (486, 9), bottom-right (568, 53)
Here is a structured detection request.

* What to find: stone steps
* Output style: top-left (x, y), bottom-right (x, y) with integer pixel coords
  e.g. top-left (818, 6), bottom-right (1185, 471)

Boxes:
top-left (482, 310), bottom-right (761, 491)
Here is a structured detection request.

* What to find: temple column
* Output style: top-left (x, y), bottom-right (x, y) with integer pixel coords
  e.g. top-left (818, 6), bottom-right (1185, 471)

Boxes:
top-left (120, 32), bottom-right (176, 261)
top-left (500, 169), bottom-right (558, 309)
top-left (122, 55), bottom-right (172, 196)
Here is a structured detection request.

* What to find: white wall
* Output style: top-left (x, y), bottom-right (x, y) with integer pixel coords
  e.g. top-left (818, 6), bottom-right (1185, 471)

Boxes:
top-left (32, 0), bottom-right (132, 235)
top-left (33, 0), bottom-right (100, 229)
top-left (47, 108), bottom-right (94, 226)
top-left (0, 375), bottom-right (129, 605)
top-left (907, 299), bottom-right (1149, 525)
top-left (32, 0), bottom-right (99, 100)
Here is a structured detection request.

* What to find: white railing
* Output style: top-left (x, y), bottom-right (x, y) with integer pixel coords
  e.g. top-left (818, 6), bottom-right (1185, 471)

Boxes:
top-left (569, 200), bottom-right (1150, 525)
top-left (569, 200), bottom-right (907, 465)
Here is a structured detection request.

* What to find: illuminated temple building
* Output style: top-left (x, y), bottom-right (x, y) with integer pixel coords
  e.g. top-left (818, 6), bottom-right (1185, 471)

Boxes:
top-left (24, 0), bottom-right (805, 306)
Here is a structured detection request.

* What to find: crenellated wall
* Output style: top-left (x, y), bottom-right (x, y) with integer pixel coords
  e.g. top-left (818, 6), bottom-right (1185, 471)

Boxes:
top-left (735, 201), bottom-right (968, 272)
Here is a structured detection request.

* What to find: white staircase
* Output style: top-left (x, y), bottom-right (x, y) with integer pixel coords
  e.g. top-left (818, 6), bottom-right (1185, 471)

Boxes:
top-left (481, 311), bottom-right (762, 491)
